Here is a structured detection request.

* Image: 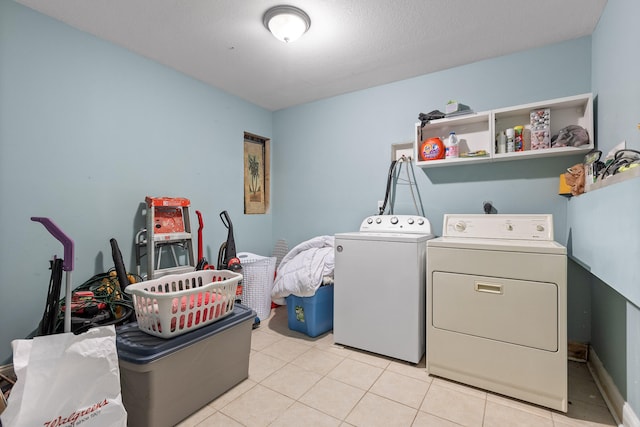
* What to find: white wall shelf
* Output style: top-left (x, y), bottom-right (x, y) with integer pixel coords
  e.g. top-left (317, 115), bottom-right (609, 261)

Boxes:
top-left (415, 111), bottom-right (493, 168)
top-left (415, 93), bottom-right (594, 168)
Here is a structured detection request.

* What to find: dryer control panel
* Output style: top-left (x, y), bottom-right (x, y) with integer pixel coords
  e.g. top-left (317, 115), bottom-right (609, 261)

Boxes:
top-left (360, 215), bottom-right (433, 234)
top-left (442, 214), bottom-right (554, 240)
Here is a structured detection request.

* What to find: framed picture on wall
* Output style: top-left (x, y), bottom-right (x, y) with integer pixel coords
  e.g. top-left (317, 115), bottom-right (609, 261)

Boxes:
top-left (244, 133), bottom-right (270, 214)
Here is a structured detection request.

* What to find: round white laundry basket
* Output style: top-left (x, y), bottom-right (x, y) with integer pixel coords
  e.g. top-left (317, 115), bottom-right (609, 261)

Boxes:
top-left (237, 252), bottom-right (276, 321)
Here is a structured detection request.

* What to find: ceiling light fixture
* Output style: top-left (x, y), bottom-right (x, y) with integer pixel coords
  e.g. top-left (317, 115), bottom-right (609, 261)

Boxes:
top-left (263, 5), bottom-right (311, 43)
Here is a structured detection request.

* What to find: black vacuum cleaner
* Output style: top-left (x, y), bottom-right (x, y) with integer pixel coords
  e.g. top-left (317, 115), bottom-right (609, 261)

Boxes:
top-left (217, 211), bottom-right (242, 277)
top-left (216, 211), bottom-right (260, 328)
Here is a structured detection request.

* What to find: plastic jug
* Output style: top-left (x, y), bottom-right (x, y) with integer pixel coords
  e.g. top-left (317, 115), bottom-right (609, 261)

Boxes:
top-left (446, 132), bottom-right (459, 158)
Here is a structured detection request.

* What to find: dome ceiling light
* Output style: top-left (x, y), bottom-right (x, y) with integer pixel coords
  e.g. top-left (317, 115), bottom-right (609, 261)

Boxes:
top-left (263, 5), bottom-right (311, 43)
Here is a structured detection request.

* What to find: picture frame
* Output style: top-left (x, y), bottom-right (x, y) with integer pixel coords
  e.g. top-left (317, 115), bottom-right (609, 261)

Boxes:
top-left (243, 133), bottom-right (270, 214)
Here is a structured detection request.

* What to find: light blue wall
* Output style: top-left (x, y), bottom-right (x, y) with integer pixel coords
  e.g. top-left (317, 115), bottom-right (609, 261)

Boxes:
top-left (0, 0), bottom-right (273, 362)
top-left (271, 38), bottom-right (593, 350)
top-left (629, 306), bottom-right (640, 419)
top-left (583, 0), bottom-right (640, 416)
top-left (567, 258), bottom-right (592, 343)
top-left (591, 277), bottom-right (627, 395)
top-left (272, 38), bottom-right (592, 246)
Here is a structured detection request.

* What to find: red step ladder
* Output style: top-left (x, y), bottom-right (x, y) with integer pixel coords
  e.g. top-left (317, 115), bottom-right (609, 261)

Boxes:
top-left (137, 197), bottom-right (196, 279)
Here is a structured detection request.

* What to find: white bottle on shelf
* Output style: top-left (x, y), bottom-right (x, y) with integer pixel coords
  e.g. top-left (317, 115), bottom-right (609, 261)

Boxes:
top-left (445, 132), bottom-right (459, 159)
top-left (505, 128), bottom-right (515, 153)
top-left (497, 132), bottom-right (506, 154)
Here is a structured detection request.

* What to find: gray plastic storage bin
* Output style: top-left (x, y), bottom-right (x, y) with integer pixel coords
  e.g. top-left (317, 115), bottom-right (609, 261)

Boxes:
top-left (116, 304), bottom-right (255, 427)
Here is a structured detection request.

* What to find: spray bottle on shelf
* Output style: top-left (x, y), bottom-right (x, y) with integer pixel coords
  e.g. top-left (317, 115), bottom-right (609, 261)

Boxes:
top-left (445, 131), bottom-right (459, 159)
top-left (514, 125), bottom-right (524, 151)
top-left (506, 128), bottom-right (515, 153)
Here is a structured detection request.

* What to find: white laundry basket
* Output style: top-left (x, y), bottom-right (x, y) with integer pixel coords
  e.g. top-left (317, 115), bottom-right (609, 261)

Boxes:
top-left (125, 269), bottom-right (241, 338)
top-left (238, 252), bottom-right (276, 321)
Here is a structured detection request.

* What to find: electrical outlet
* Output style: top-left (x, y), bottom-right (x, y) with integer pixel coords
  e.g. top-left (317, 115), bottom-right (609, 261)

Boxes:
top-left (377, 200), bottom-right (384, 210)
top-left (391, 142), bottom-right (413, 161)
top-left (395, 148), bottom-right (413, 161)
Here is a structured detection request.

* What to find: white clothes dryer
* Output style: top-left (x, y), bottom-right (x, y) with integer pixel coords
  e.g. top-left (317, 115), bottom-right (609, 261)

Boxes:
top-left (426, 214), bottom-right (567, 412)
top-left (334, 215), bottom-right (435, 364)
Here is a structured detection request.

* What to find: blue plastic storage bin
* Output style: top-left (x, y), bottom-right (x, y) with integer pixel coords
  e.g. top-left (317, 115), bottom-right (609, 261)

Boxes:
top-left (286, 285), bottom-right (334, 337)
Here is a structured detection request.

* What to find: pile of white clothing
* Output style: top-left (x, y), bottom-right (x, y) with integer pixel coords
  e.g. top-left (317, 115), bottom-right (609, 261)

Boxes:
top-left (271, 235), bottom-right (334, 305)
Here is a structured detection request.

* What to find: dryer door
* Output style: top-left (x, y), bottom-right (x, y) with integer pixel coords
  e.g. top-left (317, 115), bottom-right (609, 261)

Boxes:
top-left (432, 272), bottom-right (558, 352)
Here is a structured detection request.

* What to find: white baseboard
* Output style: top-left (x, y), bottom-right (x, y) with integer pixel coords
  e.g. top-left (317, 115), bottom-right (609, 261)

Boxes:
top-left (587, 347), bottom-right (640, 427)
top-left (624, 403), bottom-right (640, 427)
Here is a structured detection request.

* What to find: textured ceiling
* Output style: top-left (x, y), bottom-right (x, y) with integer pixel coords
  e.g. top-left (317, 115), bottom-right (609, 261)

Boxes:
top-left (15, 0), bottom-right (607, 111)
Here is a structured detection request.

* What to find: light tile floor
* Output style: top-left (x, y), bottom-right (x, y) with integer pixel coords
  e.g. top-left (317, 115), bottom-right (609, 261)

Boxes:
top-left (177, 306), bottom-right (617, 427)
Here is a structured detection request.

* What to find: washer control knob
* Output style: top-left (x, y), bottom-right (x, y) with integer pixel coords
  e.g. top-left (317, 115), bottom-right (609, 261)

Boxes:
top-left (336, 245), bottom-right (343, 253)
top-left (417, 218), bottom-right (424, 225)
top-left (536, 225), bottom-right (545, 232)
top-left (507, 224), bottom-right (513, 231)
top-left (367, 218), bottom-right (373, 224)
top-left (390, 216), bottom-right (398, 224)
top-left (375, 217), bottom-right (382, 224)
top-left (454, 221), bottom-right (466, 232)
top-left (407, 218), bottom-right (414, 225)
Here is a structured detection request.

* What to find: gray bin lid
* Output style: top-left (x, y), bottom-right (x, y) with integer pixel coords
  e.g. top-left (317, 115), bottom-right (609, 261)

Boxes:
top-left (116, 304), bottom-right (255, 364)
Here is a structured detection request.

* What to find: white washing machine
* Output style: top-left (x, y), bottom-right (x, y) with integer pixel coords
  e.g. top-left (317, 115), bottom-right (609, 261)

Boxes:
top-left (426, 214), bottom-right (567, 412)
top-left (334, 215), bottom-right (435, 364)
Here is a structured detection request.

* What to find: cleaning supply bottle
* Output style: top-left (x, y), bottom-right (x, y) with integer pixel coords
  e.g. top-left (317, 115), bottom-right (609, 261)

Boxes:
top-left (445, 131), bottom-right (459, 159)
top-left (506, 128), bottom-right (515, 153)
top-left (419, 137), bottom-right (445, 161)
top-left (497, 131), bottom-right (506, 154)
top-left (514, 125), bottom-right (524, 151)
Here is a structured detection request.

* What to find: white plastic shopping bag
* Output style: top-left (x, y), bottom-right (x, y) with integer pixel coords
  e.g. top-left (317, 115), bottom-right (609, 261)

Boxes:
top-left (1, 325), bottom-right (127, 427)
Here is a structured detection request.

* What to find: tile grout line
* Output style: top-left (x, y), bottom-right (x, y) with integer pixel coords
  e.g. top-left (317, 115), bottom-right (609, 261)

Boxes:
top-left (199, 308), bottom-right (616, 427)
top-left (255, 340), bottom-right (351, 423)
top-left (481, 395), bottom-right (488, 427)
